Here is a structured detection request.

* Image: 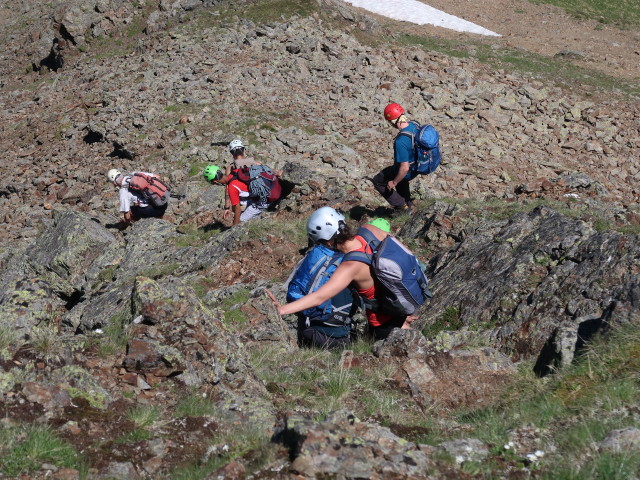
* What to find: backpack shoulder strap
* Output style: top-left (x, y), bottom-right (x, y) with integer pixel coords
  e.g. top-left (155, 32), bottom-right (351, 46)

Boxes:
top-left (343, 250), bottom-right (372, 265)
top-left (355, 227), bottom-right (380, 250)
top-left (397, 121), bottom-right (420, 148)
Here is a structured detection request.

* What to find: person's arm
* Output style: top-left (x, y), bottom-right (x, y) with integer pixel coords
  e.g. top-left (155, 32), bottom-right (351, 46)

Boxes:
top-left (232, 203), bottom-right (241, 225)
top-left (119, 188), bottom-right (133, 225)
top-left (278, 262), bottom-right (358, 315)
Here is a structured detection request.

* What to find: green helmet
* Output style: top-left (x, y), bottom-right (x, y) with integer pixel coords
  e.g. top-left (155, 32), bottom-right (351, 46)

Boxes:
top-left (203, 165), bottom-right (222, 182)
top-left (368, 217), bottom-right (391, 233)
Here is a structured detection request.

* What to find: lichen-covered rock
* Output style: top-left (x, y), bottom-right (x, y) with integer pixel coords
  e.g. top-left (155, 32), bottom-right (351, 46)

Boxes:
top-left (0, 278), bottom-right (66, 339)
top-left (63, 283), bottom-right (133, 333)
top-left (416, 205), bottom-right (640, 364)
top-left (438, 438), bottom-right (489, 464)
top-left (25, 208), bottom-right (118, 297)
top-left (127, 276), bottom-right (276, 431)
top-left (274, 410), bottom-right (434, 478)
top-left (598, 427), bottom-right (640, 453)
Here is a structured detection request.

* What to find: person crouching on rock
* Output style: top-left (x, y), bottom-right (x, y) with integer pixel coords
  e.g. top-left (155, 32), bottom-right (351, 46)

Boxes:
top-left (204, 162), bottom-right (281, 226)
top-left (269, 209), bottom-right (416, 341)
top-left (285, 207), bottom-right (359, 349)
top-left (203, 165), bottom-right (248, 226)
top-left (107, 169), bottom-right (168, 228)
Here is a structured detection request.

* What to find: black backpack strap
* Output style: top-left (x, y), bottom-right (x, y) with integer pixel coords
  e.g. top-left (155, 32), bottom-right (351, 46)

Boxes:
top-left (343, 251), bottom-right (371, 265)
top-left (355, 227), bottom-right (380, 251)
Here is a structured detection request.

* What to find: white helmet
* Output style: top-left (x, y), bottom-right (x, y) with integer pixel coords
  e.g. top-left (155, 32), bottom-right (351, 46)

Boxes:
top-left (107, 169), bottom-right (122, 182)
top-left (229, 139), bottom-right (244, 152)
top-left (307, 207), bottom-right (345, 242)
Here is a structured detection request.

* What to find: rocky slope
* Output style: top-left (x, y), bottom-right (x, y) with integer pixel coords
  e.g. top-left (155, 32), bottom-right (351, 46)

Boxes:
top-left (0, 0), bottom-right (639, 478)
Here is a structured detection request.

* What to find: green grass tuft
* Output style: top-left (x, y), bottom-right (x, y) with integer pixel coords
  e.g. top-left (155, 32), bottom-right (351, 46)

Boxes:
top-left (176, 393), bottom-right (217, 417)
top-left (0, 425), bottom-right (81, 477)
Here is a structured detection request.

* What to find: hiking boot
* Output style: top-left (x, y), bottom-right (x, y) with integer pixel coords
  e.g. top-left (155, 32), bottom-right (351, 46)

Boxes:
top-left (392, 204), bottom-right (411, 217)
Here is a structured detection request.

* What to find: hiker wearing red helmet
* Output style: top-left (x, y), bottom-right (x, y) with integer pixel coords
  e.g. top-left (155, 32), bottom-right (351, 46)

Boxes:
top-left (372, 103), bottom-right (419, 212)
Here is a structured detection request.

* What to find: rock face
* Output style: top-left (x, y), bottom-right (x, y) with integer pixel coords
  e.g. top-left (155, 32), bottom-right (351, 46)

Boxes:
top-left (410, 204), bottom-right (640, 371)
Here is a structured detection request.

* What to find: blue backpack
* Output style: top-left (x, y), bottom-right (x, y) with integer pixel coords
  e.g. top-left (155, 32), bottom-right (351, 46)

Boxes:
top-left (344, 227), bottom-right (432, 316)
top-left (286, 245), bottom-right (355, 328)
top-left (399, 120), bottom-right (441, 176)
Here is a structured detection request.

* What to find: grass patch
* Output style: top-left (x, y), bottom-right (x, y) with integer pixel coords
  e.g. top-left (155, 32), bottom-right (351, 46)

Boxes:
top-left (127, 405), bottom-right (160, 428)
top-left (189, 161), bottom-right (210, 178)
top-left (0, 425), bottom-right (82, 477)
top-left (532, 0), bottom-right (640, 29)
top-left (220, 288), bottom-right (252, 325)
top-left (115, 405), bottom-right (160, 445)
top-left (27, 324), bottom-right (64, 362)
top-left (217, 0), bottom-right (317, 25)
top-left (96, 314), bottom-right (132, 357)
top-left (0, 324), bottom-right (19, 354)
top-left (432, 318), bottom-right (640, 476)
top-left (617, 224), bottom-right (640, 235)
top-left (250, 342), bottom-right (414, 421)
top-left (176, 392), bottom-right (217, 417)
top-left (422, 306), bottom-right (462, 338)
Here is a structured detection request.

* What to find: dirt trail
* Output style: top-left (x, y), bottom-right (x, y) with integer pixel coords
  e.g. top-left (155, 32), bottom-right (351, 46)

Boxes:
top-left (359, 0), bottom-right (640, 80)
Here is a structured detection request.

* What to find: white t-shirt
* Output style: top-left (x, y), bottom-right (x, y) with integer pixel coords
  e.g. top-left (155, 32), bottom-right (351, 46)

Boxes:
top-left (118, 172), bottom-right (156, 212)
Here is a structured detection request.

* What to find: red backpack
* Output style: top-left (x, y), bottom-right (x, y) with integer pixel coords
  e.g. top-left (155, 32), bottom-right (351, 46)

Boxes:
top-left (128, 173), bottom-right (170, 208)
top-left (235, 165), bottom-right (281, 204)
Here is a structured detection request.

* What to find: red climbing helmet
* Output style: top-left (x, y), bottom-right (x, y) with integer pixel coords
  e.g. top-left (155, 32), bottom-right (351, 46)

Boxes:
top-left (384, 103), bottom-right (404, 121)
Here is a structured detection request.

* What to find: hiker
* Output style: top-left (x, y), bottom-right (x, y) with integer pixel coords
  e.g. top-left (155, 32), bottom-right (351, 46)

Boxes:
top-left (203, 163), bottom-right (281, 225)
top-left (226, 139), bottom-right (259, 173)
top-left (107, 169), bottom-right (169, 227)
top-left (285, 207), bottom-right (358, 349)
top-left (271, 214), bottom-right (430, 341)
top-left (372, 103), bottom-right (418, 213)
top-left (366, 217), bottom-right (391, 233)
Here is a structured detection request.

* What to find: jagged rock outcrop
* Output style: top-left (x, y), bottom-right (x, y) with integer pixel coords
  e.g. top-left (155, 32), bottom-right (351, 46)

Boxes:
top-left (411, 204), bottom-right (640, 371)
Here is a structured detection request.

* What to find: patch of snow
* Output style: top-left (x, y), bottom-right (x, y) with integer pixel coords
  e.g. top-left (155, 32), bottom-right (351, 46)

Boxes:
top-left (343, 0), bottom-right (501, 37)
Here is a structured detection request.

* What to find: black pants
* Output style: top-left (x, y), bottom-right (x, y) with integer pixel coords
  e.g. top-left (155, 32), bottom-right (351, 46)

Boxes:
top-left (369, 315), bottom-right (406, 341)
top-left (299, 328), bottom-right (350, 350)
top-left (297, 315), bottom-right (350, 350)
top-left (372, 165), bottom-right (412, 209)
top-left (131, 204), bottom-right (167, 219)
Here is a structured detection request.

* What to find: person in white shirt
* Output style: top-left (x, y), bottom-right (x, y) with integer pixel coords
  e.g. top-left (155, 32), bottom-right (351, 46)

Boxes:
top-left (107, 169), bottom-right (167, 227)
